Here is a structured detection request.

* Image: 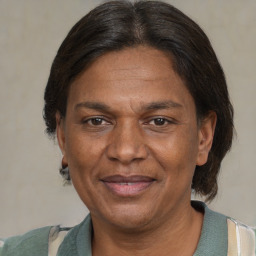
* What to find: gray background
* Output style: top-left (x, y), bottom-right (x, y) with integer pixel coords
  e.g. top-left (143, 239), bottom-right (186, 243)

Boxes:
top-left (0, 0), bottom-right (255, 237)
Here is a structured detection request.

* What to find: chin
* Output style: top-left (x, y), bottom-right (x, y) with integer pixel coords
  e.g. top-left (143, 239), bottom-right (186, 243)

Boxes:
top-left (101, 205), bottom-right (157, 232)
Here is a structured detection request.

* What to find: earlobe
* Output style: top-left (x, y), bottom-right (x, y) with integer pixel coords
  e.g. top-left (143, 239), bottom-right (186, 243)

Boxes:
top-left (196, 111), bottom-right (217, 166)
top-left (56, 112), bottom-right (67, 161)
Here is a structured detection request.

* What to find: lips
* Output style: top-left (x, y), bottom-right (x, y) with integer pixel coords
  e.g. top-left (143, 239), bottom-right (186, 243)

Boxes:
top-left (101, 175), bottom-right (156, 196)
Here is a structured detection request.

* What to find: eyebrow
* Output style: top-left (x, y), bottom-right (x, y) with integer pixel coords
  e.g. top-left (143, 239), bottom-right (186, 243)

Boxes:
top-left (75, 101), bottom-right (110, 111)
top-left (143, 100), bottom-right (183, 111)
top-left (75, 100), bottom-right (183, 112)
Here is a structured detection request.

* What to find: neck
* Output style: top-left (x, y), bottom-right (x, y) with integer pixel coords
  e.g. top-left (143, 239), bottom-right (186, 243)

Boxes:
top-left (91, 202), bottom-right (204, 256)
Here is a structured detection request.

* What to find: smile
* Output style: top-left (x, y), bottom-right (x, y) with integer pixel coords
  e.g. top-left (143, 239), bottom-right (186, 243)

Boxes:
top-left (116, 182), bottom-right (139, 185)
top-left (101, 175), bottom-right (156, 196)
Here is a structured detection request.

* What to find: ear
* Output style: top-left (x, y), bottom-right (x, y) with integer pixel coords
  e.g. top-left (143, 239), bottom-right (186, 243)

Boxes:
top-left (56, 112), bottom-right (68, 166)
top-left (196, 111), bottom-right (217, 166)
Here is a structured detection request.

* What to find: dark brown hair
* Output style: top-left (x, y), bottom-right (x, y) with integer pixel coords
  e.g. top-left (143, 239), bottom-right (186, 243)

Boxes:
top-left (44, 0), bottom-right (234, 201)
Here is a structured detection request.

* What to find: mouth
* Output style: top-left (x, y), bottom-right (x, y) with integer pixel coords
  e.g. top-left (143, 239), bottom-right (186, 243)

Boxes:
top-left (100, 175), bottom-right (156, 196)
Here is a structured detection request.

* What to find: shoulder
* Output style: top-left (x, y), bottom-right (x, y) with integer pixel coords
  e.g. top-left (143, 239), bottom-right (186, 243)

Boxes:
top-left (0, 225), bottom-right (71, 256)
top-left (0, 226), bottom-right (52, 256)
top-left (0, 216), bottom-right (92, 256)
top-left (192, 200), bottom-right (256, 255)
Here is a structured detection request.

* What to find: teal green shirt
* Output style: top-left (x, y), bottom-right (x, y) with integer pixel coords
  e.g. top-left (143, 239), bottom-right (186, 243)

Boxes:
top-left (1, 201), bottom-right (255, 255)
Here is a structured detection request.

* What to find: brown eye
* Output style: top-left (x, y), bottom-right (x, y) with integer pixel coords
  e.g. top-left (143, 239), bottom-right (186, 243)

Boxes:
top-left (90, 118), bottom-right (104, 125)
top-left (153, 118), bottom-right (167, 126)
top-left (82, 117), bottom-right (111, 128)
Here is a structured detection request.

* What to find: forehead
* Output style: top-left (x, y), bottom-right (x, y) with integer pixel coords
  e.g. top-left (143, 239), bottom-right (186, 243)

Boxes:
top-left (68, 46), bottom-right (195, 114)
top-left (83, 46), bottom-right (176, 82)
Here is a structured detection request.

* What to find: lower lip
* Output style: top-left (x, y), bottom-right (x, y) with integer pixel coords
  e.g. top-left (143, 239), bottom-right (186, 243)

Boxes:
top-left (103, 181), bottom-right (154, 196)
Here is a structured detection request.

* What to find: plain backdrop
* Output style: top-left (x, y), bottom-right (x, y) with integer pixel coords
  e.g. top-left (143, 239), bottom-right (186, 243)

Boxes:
top-left (0, 0), bottom-right (255, 237)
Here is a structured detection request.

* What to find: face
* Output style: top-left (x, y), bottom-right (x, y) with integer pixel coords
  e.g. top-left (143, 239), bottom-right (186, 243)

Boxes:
top-left (57, 46), bottom-right (215, 231)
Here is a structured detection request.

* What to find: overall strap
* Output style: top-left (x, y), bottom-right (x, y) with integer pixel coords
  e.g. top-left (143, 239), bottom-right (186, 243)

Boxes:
top-left (48, 226), bottom-right (70, 256)
top-left (227, 218), bottom-right (256, 256)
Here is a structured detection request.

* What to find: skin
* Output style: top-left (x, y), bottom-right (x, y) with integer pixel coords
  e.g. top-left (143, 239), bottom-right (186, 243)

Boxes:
top-left (57, 46), bottom-right (216, 255)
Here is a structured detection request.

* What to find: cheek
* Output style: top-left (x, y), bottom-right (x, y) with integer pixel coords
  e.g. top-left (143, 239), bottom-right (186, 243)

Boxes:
top-left (65, 135), bottom-right (105, 209)
top-left (65, 132), bottom-right (103, 178)
top-left (148, 128), bottom-right (199, 179)
top-left (154, 129), bottom-right (198, 161)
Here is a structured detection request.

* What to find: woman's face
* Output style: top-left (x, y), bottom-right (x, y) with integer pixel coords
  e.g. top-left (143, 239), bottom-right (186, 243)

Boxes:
top-left (57, 46), bottom-right (214, 231)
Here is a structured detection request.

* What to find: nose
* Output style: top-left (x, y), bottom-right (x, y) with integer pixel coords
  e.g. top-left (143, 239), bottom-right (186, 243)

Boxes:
top-left (106, 121), bottom-right (148, 164)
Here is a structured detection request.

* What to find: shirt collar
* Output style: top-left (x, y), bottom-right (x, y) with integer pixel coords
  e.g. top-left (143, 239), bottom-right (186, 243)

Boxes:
top-left (58, 201), bottom-right (228, 256)
top-left (192, 201), bottom-right (228, 256)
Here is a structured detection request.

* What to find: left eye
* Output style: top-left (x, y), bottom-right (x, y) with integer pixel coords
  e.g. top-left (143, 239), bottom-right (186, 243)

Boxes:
top-left (149, 118), bottom-right (170, 126)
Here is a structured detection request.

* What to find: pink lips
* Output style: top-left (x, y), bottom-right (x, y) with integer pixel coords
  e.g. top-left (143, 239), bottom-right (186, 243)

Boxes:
top-left (101, 175), bottom-right (155, 196)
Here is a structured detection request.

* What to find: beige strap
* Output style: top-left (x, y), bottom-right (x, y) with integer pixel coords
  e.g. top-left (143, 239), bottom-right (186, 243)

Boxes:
top-left (227, 218), bottom-right (255, 256)
top-left (48, 226), bottom-right (69, 256)
top-left (0, 240), bottom-right (4, 248)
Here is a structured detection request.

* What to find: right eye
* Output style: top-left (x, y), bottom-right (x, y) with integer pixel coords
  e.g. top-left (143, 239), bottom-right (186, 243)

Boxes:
top-left (84, 117), bottom-right (110, 126)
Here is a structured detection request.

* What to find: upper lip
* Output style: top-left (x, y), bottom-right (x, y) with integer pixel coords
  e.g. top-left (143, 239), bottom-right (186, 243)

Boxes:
top-left (101, 175), bottom-right (156, 183)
